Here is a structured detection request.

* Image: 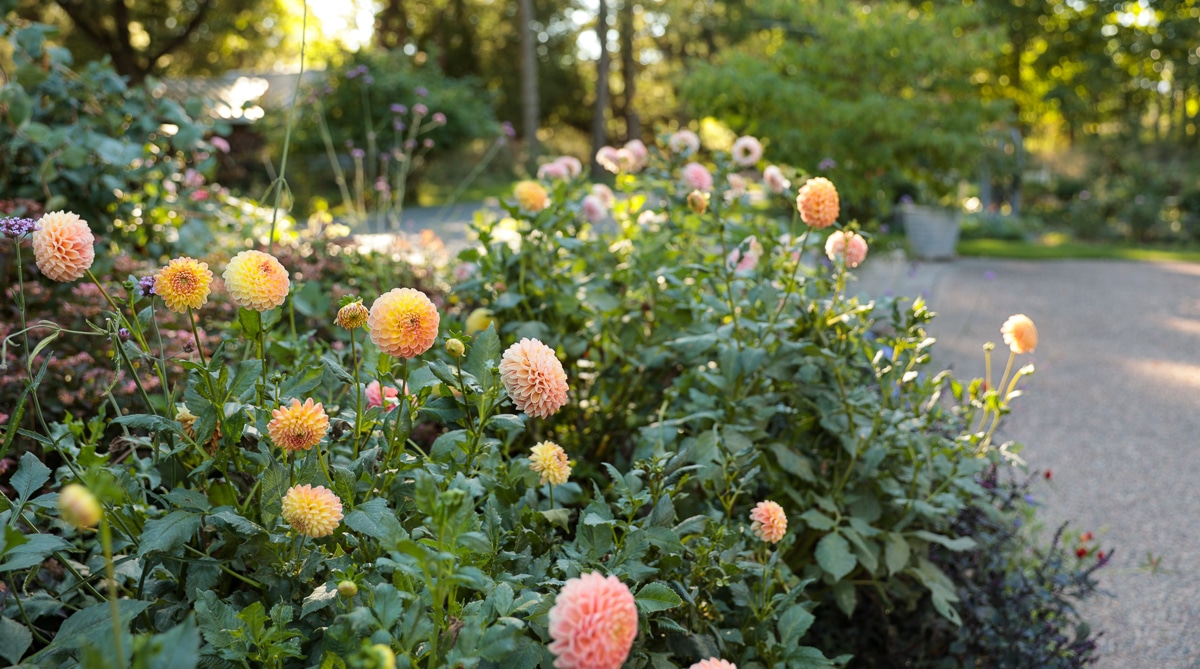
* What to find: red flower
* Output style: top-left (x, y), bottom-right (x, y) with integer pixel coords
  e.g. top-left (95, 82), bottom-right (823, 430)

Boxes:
top-left (1081, 532), bottom-right (1094, 542)
top-left (1075, 547), bottom-right (1088, 558)
top-left (1044, 470), bottom-right (1052, 480)
top-left (1097, 551), bottom-right (1106, 561)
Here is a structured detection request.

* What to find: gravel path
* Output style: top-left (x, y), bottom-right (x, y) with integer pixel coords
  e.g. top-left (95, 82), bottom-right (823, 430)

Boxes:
top-left (857, 256), bottom-right (1200, 668)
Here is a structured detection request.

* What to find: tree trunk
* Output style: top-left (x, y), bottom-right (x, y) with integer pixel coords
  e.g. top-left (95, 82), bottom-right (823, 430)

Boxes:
top-left (374, 0), bottom-right (409, 50)
top-left (518, 0), bottom-right (540, 170)
top-left (618, 0), bottom-right (640, 141)
top-left (591, 0), bottom-right (611, 174)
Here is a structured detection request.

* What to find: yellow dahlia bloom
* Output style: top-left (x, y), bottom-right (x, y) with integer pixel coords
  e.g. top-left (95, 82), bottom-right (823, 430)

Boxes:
top-left (368, 288), bottom-right (440, 359)
top-left (1001, 314), bottom-right (1038, 354)
top-left (514, 180), bottom-right (550, 213)
top-left (446, 338), bottom-right (466, 359)
top-left (796, 177), bottom-right (840, 229)
top-left (465, 308), bottom-right (495, 335)
top-left (529, 441), bottom-right (571, 486)
top-left (335, 301), bottom-right (369, 329)
top-left (32, 211), bottom-right (95, 282)
top-left (267, 398), bottom-right (330, 452)
top-left (58, 483), bottom-right (101, 530)
top-left (499, 338), bottom-right (569, 419)
top-left (223, 250), bottom-right (290, 312)
top-left (281, 484), bottom-right (343, 538)
top-left (749, 500), bottom-right (787, 544)
top-left (154, 257), bottom-right (213, 312)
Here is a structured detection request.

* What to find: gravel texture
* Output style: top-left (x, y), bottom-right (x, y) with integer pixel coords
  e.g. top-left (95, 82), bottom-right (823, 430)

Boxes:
top-left (855, 255), bottom-right (1200, 669)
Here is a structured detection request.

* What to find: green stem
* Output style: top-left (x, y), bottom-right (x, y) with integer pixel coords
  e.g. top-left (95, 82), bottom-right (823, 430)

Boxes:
top-left (351, 328), bottom-right (364, 457)
top-left (267, 0), bottom-right (307, 253)
top-left (100, 516), bottom-right (126, 668)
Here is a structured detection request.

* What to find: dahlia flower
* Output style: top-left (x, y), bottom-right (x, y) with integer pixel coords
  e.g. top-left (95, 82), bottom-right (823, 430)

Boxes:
top-left (763, 165), bottom-right (790, 194)
top-left (749, 500), bottom-right (787, 544)
top-left (154, 257), bottom-right (213, 313)
top-left (514, 180), bottom-right (550, 213)
top-left (499, 338), bottom-right (569, 419)
top-left (727, 235), bottom-right (763, 273)
top-left (365, 380), bottom-right (401, 410)
top-left (687, 190), bottom-right (709, 215)
top-left (582, 195), bottom-right (607, 224)
top-left (538, 161), bottom-right (570, 181)
top-left (824, 231), bottom-right (869, 268)
top-left (689, 660), bottom-right (737, 669)
top-left (268, 398), bottom-right (330, 452)
top-left (58, 483), bottom-right (101, 530)
top-left (32, 211), bottom-right (94, 282)
top-left (223, 250), bottom-right (290, 311)
top-left (623, 139), bottom-right (648, 171)
top-left (591, 183), bottom-right (616, 208)
top-left (595, 146), bottom-right (622, 174)
top-left (335, 301), bottom-right (369, 329)
top-left (530, 441), bottom-right (571, 485)
top-left (682, 162), bottom-right (714, 192)
top-left (669, 129), bottom-right (700, 156)
top-left (368, 287), bottom-right (440, 358)
top-left (556, 155), bottom-right (583, 178)
top-left (465, 307), bottom-right (496, 335)
top-left (281, 484), bottom-right (343, 538)
top-left (1001, 314), bottom-right (1038, 354)
top-left (548, 572), bottom-right (638, 669)
top-left (796, 177), bottom-right (840, 229)
top-left (731, 136), bottom-right (763, 167)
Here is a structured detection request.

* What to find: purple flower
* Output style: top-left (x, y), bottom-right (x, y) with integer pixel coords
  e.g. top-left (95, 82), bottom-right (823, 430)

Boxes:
top-left (0, 217), bottom-right (38, 238)
top-left (137, 275), bottom-right (157, 297)
top-left (374, 177), bottom-right (390, 193)
top-left (414, 86), bottom-right (428, 97)
top-left (393, 120), bottom-right (406, 132)
top-left (362, 75), bottom-right (374, 85)
top-left (413, 104), bottom-right (428, 117)
top-left (818, 157), bottom-right (837, 171)
top-left (351, 148), bottom-right (366, 160)
top-left (390, 104), bottom-right (407, 114)
top-left (502, 121), bottom-right (516, 138)
top-left (879, 223), bottom-right (890, 234)
top-left (432, 112), bottom-right (446, 125)
top-left (984, 270), bottom-right (996, 281)
top-left (899, 194), bottom-right (914, 205)
top-left (118, 328), bottom-right (131, 342)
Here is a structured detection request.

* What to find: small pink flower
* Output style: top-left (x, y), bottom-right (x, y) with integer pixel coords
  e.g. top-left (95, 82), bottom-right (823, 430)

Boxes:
top-left (727, 235), bottom-right (762, 272)
top-left (555, 155), bottom-right (583, 177)
top-left (210, 136), bottom-right (231, 153)
top-left (591, 183), bottom-right (615, 208)
top-left (825, 230), bottom-right (868, 268)
top-left (689, 660), bottom-right (737, 669)
top-left (538, 161), bottom-right (570, 181)
top-left (581, 195), bottom-right (607, 223)
top-left (596, 146), bottom-right (621, 174)
top-left (453, 262), bottom-right (477, 283)
top-left (749, 500), bottom-right (787, 544)
top-left (548, 572), bottom-right (638, 669)
top-left (731, 136), bottom-right (763, 167)
top-left (623, 139), bottom-right (648, 171)
top-left (365, 380), bottom-right (401, 410)
top-left (682, 162), bottom-right (713, 191)
top-left (763, 165), bottom-right (790, 194)
top-left (669, 129), bottom-right (700, 156)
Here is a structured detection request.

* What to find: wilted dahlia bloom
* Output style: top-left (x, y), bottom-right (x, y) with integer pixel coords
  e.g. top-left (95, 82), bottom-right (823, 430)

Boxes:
top-left (548, 572), bottom-right (638, 669)
top-left (682, 162), bottom-right (714, 192)
top-left (368, 287), bottom-right (440, 358)
top-left (32, 211), bottom-right (95, 282)
top-left (796, 177), bottom-right (840, 229)
top-left (499, 338), bottom-right (569, 419)
top-left (530, 441), bottom-right (571, 486)
top-left (669, 129), bottom-right (700, 156)
top-left (689, 660), bottom-right (737, 669)
top-left (58, 483), bottom-right (101, 530)
top-left (514, 180), bottom-right (550, 213)
top-left (281, 484), bottom-right (343, 538)
top-left (1001, 314), bottom-right (1038, 354)
top-left (154, 257), bottom-right (213, 312)
top-left (223, 250), bottom-right (290, 311)
top-left (824, 230), bottom-right (869, 268)
top-left (268, 398), bottom-right (330, 452)
top-left (749, 500), bottom-right (787, 544)
top-left (731, 135), bottom-right (763, 167)
top-left (763, 165), bottom-right (790, 194)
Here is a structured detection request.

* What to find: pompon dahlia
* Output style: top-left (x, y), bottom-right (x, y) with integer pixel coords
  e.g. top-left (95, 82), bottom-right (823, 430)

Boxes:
top-left (335, 301), bottom-right (369, 329)
top-left (669, 129), bottom-right (700, 156)
top-left (1001, 314), bottom-right (1038, 354)
top-left (682, 162), bottom-right (714, 192)
top-left (763, 165), bottom-right (790, 194)
top-left (796, 177), bottom-right (840, 229)
top-left (366, 380), bottom-right (401, 410)
top-left (689, 660), bottom-right (737, 669)
top-left (548, 572), bottom-right (638, 669)
top-left (514, 180), bottom-right (550, 213)
top-left (281, 484), bottom-right (343, 538)
top-left (223, 250), bottom-right (290, 311)
top-left (268, 398), bottom-right (329, 452)
top-left (749, 500), bottom-right (787, 544)
top-left (58, 483), bottom-right (101, 530)
top-left (368, 287), bottom-right (440, 358)
top-left (32, 211), bottom-right (95, 282)
top-left (499, 338), bottom-right (569, 419)
top-left (154, 257), bottom-right (213, 312)
top-left (824, 230), bottom-right (869, 268)
top-left (530, 441), bottom-right (571, 485)
top-left (731, 136), bottom-right (763, 167)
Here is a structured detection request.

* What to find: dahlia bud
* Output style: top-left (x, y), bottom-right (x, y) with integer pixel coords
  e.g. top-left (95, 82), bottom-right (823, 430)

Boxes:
top-left (337, 580), bottom-right (358, 598)
top-left (58, 483), bottom-right (102, 530)
top-left (687, 190), bottom-right (709, 215)
top-left (118, 328), bottom-right (131, 342)
top-left (335, 300), bottom-right (369, 329)
top-left (446, 338), bottom-right (466, 358)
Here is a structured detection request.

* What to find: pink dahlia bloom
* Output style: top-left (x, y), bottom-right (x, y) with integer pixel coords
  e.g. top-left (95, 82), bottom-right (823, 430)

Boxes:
top-left (499, 338), bottom-right (569, 419)
top-left (365, 380), bottom-right (401, 410)
top-left (731, 136), bottom-right (763, 167)
top-left (538, 161), bottom-right (571, 181)
top-left (682, 162), bottom-right (714, 192)
top-left (596, 146), bottom-right (622, 174)
top-left (32, 211), bottom-right (95, 282)
top-left (555, 156), bottom-right (583, 178)
top-left (763, 165), bottom-right (790, 194)
top-left (623, 139), bottom-right (648, 171)
top-left (581, 195), bottom-right (607, 223)
top-left (689, 660), bottom-right (737, 669)
top-left (824, 230), bottom-right (868, 268)
top-left (591, 183), bottom-right (616, 208)
top-left (548, 572), bottom-right (638, 669)
top-left (749, 500), bottom-right (788, 544)
top-left (727, 235), bottom-right (763, 273)
top-left (669, 129), bottom-right (700, 156)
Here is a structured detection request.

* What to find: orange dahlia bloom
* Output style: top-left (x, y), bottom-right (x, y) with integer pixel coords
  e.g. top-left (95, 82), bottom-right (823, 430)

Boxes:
top-left (154, 257), bottom-right (213, 312)
top-left (281, 484), bottom-right (343, 538)
top-left (499, 338), bottom-right (569, 419)
top-left (368, 288), bottom-right (440, 358)
top-left (749, 500), bottom-right (787, 544)
top-left (32, 211), bottom-right (95, 282)
top-left (268, 398), bottom-right (329, 452)
top-left (335, 301), bottom-right (369, 329)
top-left (1001, 314), bottom-right (1038, 354)
top-left (514, 180), bottom-right (550, 213)
top-left (58, 483), bottom-right (102, 530)
top-left (530, 441), bottom-right (571, 486)
top-left (548, 572), bottom-right (638, 669)
top-left (796, 177), bottom-right (840, 229)
top-left (223, 250), bottom-right (290, 312)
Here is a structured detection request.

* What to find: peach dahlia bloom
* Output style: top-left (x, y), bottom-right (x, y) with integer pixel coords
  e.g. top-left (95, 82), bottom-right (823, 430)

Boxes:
top-left (763, 165), bottom-right (790, 194)
top-left (58, 483), bottom-right (102, 530)
top-left (749, 500), bottom-right (788, 544)
top-left (548, 572), bottom-right (638, 669)
top-left (689, 660), bottom-right (737, 669)
top-left (32, 211), bottom-right (95, 282)
top-left (824, 231), bottom-right (869, 268)
top-left (223, 250), bottom-right (290, 311)
top-left (1001, 314), bottom-right (1038, 354)
top-left (366, 380), bottom-right (401, 410)
top-left (368, 287), bottom-right (440, 358)
top-left (530, 441), bottom-right (571, 486)
top-left (796, 177), bottom-right (840, 229)
top-left (154, 257), bottom-right (213, 312)
top-left (281, 484), bottom-right (343, 538)
top-left (268, 398), bottom-right (329, 452)
top-left (499, 338), bottom-right (569, 419)
top-left (514, 180), bottom-right (550, 213)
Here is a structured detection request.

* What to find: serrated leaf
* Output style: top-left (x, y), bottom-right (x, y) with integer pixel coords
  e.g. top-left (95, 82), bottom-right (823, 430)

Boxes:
top-left (815, 532), bottom-right (856, 581)
top-left (112, 413), bottom-right (187, 438)
top-left (799, 509), bottom-right (836, 531)
top-left (301, 584), bottom-right (339, 618)
top-left (0, 534), bottom-right (71, 573)
top-left (910, 530), bottom-right (976, 552)
top-left (138, 510), bottom-right (201, 556)
top-left (777, 604), bottom-right (815, 648)
top-left (634, 582), bottom-right (682, 613)
top-left (540, 508), bottom-right (570, 529)
top-left (0, 615), bottom-right (32, 664)
top-left (11, 452), bottom-right (50, 503)
top-left (885, 533), bottom-right (911, 576)
top-left (136, 617), bottom-right (201, 669)
top-left (42, 599), bottom-right (150, 653)
top-left (465, 322), bottom-right (500, 389)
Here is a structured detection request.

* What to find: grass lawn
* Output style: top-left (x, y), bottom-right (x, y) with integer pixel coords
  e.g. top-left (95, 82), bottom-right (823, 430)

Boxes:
top-left (957, 236), bottom-right (1200, 263)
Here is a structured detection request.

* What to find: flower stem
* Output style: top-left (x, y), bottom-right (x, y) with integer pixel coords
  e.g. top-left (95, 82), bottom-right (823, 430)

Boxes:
top-left (99, 515), bottom-right (125, 668)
